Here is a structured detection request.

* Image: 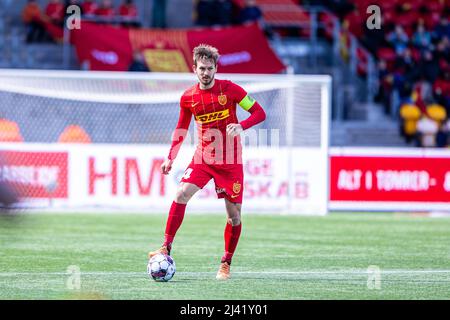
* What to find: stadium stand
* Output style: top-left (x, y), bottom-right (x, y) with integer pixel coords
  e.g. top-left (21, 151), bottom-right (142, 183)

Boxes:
top-left (0, 0), bottom-right (449, 147)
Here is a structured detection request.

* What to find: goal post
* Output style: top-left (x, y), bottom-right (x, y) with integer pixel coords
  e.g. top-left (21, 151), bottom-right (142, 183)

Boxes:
top-left (0, 69), bottom-right (331, 215)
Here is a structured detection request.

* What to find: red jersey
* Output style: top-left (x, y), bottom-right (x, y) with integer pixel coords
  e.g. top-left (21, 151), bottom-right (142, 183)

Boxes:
top-left (172, 79), bottom-right (247, 165)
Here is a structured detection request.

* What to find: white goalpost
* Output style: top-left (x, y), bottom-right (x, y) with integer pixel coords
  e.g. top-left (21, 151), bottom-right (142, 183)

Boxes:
top-left (0, 69), bottom-right (331, 215)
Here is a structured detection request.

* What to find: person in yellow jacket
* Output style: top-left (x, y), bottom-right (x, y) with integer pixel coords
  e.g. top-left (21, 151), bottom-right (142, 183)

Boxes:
top-left (426, 103), bottom-right (447, 125)
top-left (399, 103), bottom-right (421, 143)
top-left (22, 0), bottom-right (47, 43)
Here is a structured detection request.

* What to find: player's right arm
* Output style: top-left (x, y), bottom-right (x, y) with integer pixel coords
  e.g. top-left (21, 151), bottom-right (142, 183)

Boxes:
top-left (162, 98), bottom-right (193, 175)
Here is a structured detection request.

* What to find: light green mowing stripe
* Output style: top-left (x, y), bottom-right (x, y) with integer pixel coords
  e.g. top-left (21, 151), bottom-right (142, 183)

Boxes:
top-left (0, 213), bottom-right (449, 299)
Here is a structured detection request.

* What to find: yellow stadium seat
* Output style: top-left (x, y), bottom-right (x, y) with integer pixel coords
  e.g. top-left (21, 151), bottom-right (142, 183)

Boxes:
top-left (58, 125), bottom-right (92, 143)
top-left (0, 118), bottom-right (24, 142)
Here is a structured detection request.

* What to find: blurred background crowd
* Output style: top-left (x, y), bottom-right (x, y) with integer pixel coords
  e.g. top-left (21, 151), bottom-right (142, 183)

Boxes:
top-left (0, 0), bottom-right (448, 148)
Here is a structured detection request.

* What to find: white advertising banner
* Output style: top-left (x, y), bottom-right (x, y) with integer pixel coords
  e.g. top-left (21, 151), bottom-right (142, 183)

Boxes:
top-left (0, 143), bottom-right (328, 214)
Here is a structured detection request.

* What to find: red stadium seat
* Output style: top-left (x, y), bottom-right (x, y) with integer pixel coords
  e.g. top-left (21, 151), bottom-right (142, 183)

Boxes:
top-left (410, 48), bottom-right (422, 62)
top-left (401, 0), bottom-right (425, 11)
top-left (397, 11), bottom-right (420, 28)
top-left (318, 11), bottom-right (335, 40)
top-left (424, 12), bottom-right (441, 29)
top-left (384, 11), bottom-right (398, 28)
top-left (377, 47), bottom-right (397, 62)
top-left (433, 79), bottom-right (450, 98)
top-left (344, 11), bottom-right (364, 38)
top-left (427, 0), bottom-right (445, 13)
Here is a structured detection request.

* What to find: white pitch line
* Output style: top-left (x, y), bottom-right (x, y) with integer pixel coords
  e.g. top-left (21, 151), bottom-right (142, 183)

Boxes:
top-left (1, 270), bottom-right (450, 276)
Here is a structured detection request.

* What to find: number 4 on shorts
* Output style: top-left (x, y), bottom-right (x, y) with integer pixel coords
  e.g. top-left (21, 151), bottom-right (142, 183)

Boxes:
top-left (182, 168), bottom-right (193, 180)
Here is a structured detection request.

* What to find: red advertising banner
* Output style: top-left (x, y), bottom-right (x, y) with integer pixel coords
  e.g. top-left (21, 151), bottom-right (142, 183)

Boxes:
top-left (0, 151), bottom-right (68, 199)
top-left (330, 155), bottom-right (450, 203)
top-left (70, 22), bottom-right (285, 73)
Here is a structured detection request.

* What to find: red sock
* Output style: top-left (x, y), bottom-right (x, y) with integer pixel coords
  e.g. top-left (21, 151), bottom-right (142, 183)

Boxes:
top-left (221, 222), bottom-right (242, 264)
top-left (163, 201), bottom-right (187, 250)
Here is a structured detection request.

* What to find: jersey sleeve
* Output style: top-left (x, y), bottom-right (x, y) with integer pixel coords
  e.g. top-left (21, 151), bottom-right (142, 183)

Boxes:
top-left (239, 101), bottom-right (266, 130)
top-left (167, 95), bottom-right (193, 160)
top-left (229, 81), bottom-right (256, 111)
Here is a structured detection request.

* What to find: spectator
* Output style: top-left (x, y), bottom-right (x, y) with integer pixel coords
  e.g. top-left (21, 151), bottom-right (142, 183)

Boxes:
top-left (426, 103), bottom-right (447, 126)
top-left (96, 0), bottom-right (115, 20)
top-left (329, 0), bottom-right (354, 20)
top-left (119, 0), bottom-right (140, 27)
top-left (214, 0), bottom-right (232, 26)
top-left (434, 37), bottom-right (450, 70)
top-left (412, 77), bottom-right (434, 109)
top-left (195, 0), bottom-right (232, 27)
top-left (412, 23), bottom-right (432, 51)
top-left (416, 115), bottom-right (439, 147)
top-left (433, 16), bottom-right (450, 41)
top-left (395, 47), bottom-right (416, 76)
top-left (418, 50), bottom-right (440, 83)
top-left (399, 103), bottom-right (421, 143)
top-left (238, 0), bottom-right (262, 25)
top-left (437, 119), bottom-right (450, 147)
top-left (195, 0), bottom-right (214, 26)
top-left (81, 0), bottom-right (98, 17)
top-left (152, 0), bottom-right (167, 28)
top-left (22, 0), bottom-right (47, 43)
top-left (433, 71), bottom-right (450, 114)
top-left (362, 24), bottom-right (387, 56)
top-left (386, 25), bottom-right (409, 54)
top-left (436, 122), bottom-right (448, 147)
top-left (376, 59), bottom-right (394, 114)
top-left (45, 0), bottom-right (65, 26)
top-left (128, 51), bottom-right (150, 72)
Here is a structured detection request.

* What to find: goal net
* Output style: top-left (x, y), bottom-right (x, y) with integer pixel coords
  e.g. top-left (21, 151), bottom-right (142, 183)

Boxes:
top-left (0, 69), bottom-right (330, 214)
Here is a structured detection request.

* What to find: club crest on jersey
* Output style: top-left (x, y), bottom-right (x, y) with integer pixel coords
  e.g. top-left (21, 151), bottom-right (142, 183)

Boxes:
top-left (218, 94), bottom-right (227, 106)
top-left (195, 109), bottom-right (230, 124)
top-left (233, 181), bottom-right (241, 194)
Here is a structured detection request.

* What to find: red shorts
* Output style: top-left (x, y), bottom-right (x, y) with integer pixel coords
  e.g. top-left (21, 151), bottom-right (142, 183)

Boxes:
top-left (180, 160), bottom-right (244, 203)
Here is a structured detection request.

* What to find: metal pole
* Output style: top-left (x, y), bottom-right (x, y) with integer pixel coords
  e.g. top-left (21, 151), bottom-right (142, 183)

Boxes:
top-left (332, 16), bottom-right (341, 65)
top-left (285, 66), bottom-right (295, 214)
top-left (310, 9), bottom-right (318, 71)
top-left (63, 19), bottom-right (70, 69)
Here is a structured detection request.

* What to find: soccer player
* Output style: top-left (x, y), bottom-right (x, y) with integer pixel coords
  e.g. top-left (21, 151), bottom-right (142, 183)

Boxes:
top-left (148, 44), bottom-right (266, 280)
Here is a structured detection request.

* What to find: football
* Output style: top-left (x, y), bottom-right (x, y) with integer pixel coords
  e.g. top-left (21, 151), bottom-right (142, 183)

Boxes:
top-left (147, 253), bottom-right (176, 282)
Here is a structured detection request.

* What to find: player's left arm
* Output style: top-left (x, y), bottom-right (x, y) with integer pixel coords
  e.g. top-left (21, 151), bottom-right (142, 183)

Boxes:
top-left (226, 84), bottom-right (266, 137)
top-left (237, 95), bottom-right (266, 130)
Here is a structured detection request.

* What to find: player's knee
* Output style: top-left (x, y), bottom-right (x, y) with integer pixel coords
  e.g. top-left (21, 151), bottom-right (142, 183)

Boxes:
top-left (227, 214), bottom-right (241, 226)
top-left (175, 187), bottom-right (193, 203)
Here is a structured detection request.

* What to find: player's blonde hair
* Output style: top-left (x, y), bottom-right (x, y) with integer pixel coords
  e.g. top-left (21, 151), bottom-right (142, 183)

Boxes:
top-left (193, 44), bottom-right (220, 66)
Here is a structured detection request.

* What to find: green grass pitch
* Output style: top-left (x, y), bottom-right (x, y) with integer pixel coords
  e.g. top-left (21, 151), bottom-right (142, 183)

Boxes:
top-left (0, 212), bottom-right (449, 299)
